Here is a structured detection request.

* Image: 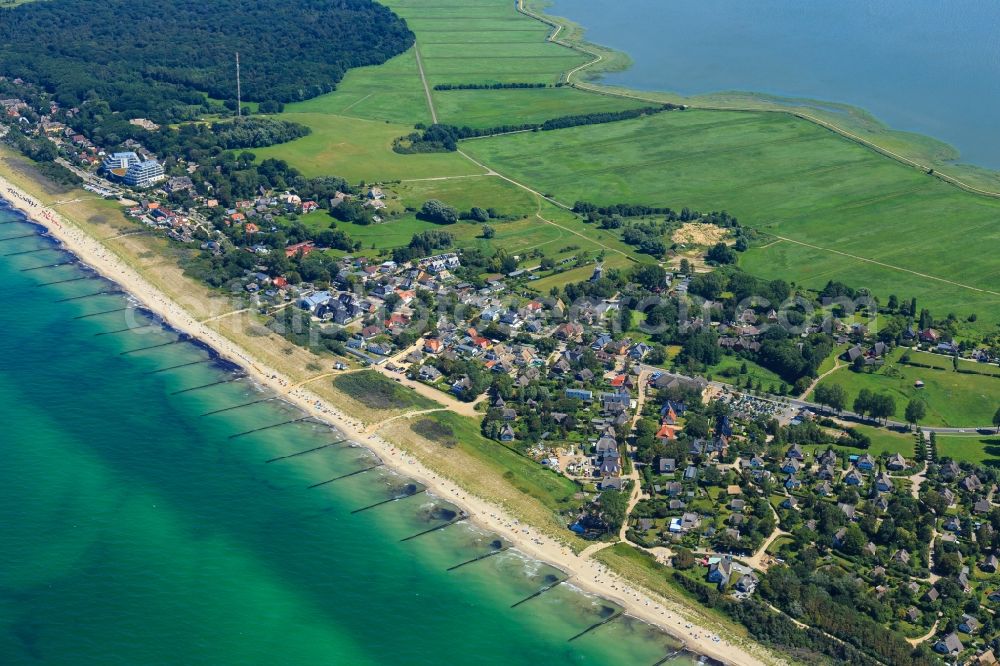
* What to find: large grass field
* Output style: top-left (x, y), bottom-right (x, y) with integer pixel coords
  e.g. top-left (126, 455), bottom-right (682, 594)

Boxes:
top-left (253, 113), bottom-right (483, 182)
top-left (811, 349), bottom-right (1000, 427)
top-left (433, 87), bottom-right (645, 129)
top-left (462, 110), bottom-right (1000, 322)
top-left (284, 50), bottom-right (432, 126)
top-left (384, 0), bottom-right (586, 88)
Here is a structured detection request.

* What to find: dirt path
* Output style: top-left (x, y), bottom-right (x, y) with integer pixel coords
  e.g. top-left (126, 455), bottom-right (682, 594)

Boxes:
top-left (908, 619), bottom-right (939, 647)
top-left (909, 461), bottom-right (927, 500)
top-left (746, 528), bottom-right (790, 571)
top-left (366, 407), bottom-right (450, 434)
top-left (456, 149), bottom-right (565, 207)
top-left (799, 359), bottom-right (843, 399)
top-left (412, 44), bottom-right (437, 124)
top-left (199, 308), bottom-right (250, 324)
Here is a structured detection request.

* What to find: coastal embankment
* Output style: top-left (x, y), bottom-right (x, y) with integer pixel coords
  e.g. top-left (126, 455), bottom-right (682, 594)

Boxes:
top-left (0, 173), bottom-right (776, 666)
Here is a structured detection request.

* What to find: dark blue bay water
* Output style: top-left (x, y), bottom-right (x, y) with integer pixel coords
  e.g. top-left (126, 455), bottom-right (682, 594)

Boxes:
top-left (549, 0), bottom-right (1000, 169)
top-left (0, 200), bottom-right (695, 664)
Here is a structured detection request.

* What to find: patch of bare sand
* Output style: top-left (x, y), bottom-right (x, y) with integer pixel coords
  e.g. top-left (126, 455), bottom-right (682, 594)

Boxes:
top-left (671, 222), bottom-right (729, 246)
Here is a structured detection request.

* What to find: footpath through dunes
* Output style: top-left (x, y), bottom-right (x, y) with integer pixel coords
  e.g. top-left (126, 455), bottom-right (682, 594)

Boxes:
top-left (0, 201), bottom-right (707, 665)
top-left (460, 108), bottom-right (1000, 322)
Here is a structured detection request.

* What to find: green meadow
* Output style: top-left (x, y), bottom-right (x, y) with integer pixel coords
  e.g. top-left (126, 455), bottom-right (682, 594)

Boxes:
top-left (385, 0), bottom-right (586, 88)
top-left (462, 110), bottom-right (1000, 320)
top-left (284, 51), bottom-right (432, 125)
top-left (393, 176), bottom-right (537, 213)
top-left (253, 114), bottom-right (482, 182)
top-left (811, 349), bottom-right (1000, 427)
top-left (433, 87), bottom-right (645, 129)
top-left (799, 424), bottom-right (916, 460)
top-left (937, 435), bottom-right (1000, 466)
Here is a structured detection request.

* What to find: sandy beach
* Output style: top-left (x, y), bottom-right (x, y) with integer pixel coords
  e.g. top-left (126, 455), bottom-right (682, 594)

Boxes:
top-left (0, 174), bottom-right (773, 666)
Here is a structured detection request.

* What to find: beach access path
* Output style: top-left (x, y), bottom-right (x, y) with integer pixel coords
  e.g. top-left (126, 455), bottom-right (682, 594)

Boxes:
top-left (0, 172), bottom-right (778, 666)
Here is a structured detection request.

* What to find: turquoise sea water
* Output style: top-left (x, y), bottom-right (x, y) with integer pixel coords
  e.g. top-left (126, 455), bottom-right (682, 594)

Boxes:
top-left (0, 201), bottom-right (697, 664)
top-left (549, 0), bottom-right (1000, 169)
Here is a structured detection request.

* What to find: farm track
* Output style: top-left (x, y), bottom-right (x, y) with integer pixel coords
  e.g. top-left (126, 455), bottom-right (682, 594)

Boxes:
top-left (412, 43), bottom-right (438, 124)
top-left (774, 235), bottom-right (1000, 296)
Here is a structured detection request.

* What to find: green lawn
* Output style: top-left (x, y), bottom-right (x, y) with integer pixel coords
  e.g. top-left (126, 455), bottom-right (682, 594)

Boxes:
top-left (812, 353), bottom-right (1000, 427)
top-left (958, 359), bottom-right (1000, 377)
top-left (343, 213), bottom-right (567, 259)
top-left (904, 350), bottom-right (954, 370)
top-left (937, 435), bottom-right (1000, 466)
top-left (800, 424), bottom-right (916, 459)
top-left (817, 345), bottom-right (849, 375)
top-left (462, 109), bottom-right (1000, 323)
top-left (530, 252), bottom-right (634, 293)
top-left (253, 113), bottom-right (483, 182)
top-left (704, 354), bottom-right (785, 389)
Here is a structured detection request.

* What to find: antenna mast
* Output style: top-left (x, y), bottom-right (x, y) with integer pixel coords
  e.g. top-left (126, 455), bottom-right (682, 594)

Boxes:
top-left (236, 52), bottom-right (242, 118)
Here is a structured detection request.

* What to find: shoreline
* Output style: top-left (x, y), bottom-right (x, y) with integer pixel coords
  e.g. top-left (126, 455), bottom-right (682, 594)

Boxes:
top-left (0, 176), bottom-right (772, 666)
top-left (523, 0), bottom-right (1000, 198)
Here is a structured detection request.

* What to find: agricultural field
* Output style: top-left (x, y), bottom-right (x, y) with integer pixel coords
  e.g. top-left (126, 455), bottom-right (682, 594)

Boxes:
top-left (383, 0), bottom-right (585, 87)
top-left (252, 113), bottom-right (483, 182)
top-left (433, 87), bottom-right (646, 129)
top-left (462, 109), bottom-right (1000, 322)
top-left (811, 351), bottom-right (1000, 427)
top-left (283, 51), bottom-right (432, 126)
top-left (392, 175), bottom-right (538, 213)
top-left (342, 213), bottom-right (565, 259)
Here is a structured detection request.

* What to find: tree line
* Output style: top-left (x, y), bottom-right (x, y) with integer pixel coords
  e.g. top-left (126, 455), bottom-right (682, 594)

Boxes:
top-left (394, 105), bottom-right (681, 153)
top-left (433, 82), bottom-right (549, 91)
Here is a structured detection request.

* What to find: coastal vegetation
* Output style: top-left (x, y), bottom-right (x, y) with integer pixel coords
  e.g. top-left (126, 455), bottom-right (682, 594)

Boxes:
top-left (332, 371), bottom-right (440, 412)
top-left (389, 412), bottom-right (587, 539)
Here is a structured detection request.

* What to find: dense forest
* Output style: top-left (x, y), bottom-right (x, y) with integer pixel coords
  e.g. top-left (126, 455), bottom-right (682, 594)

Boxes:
top-left (0, 0), bottom-right (413, 120)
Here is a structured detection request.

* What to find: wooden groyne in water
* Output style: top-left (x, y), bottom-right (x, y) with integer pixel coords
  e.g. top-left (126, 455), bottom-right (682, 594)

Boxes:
top-left (170, 373), bottom-right (244, 394)
top-left (567, 610), bottom-right (622, 642)
top-left (351, 487), bottom-right (425, 514)
top-left (308, 461), bottom-right (384, 488)
top-left (400, 513), bottom-right (467, 542)
top-left (446, 544), bottom-right (509, 571)
top-left (511, 576), bottom-right (568, 608)
top-left (265, 440), bottom-right (345, 464)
